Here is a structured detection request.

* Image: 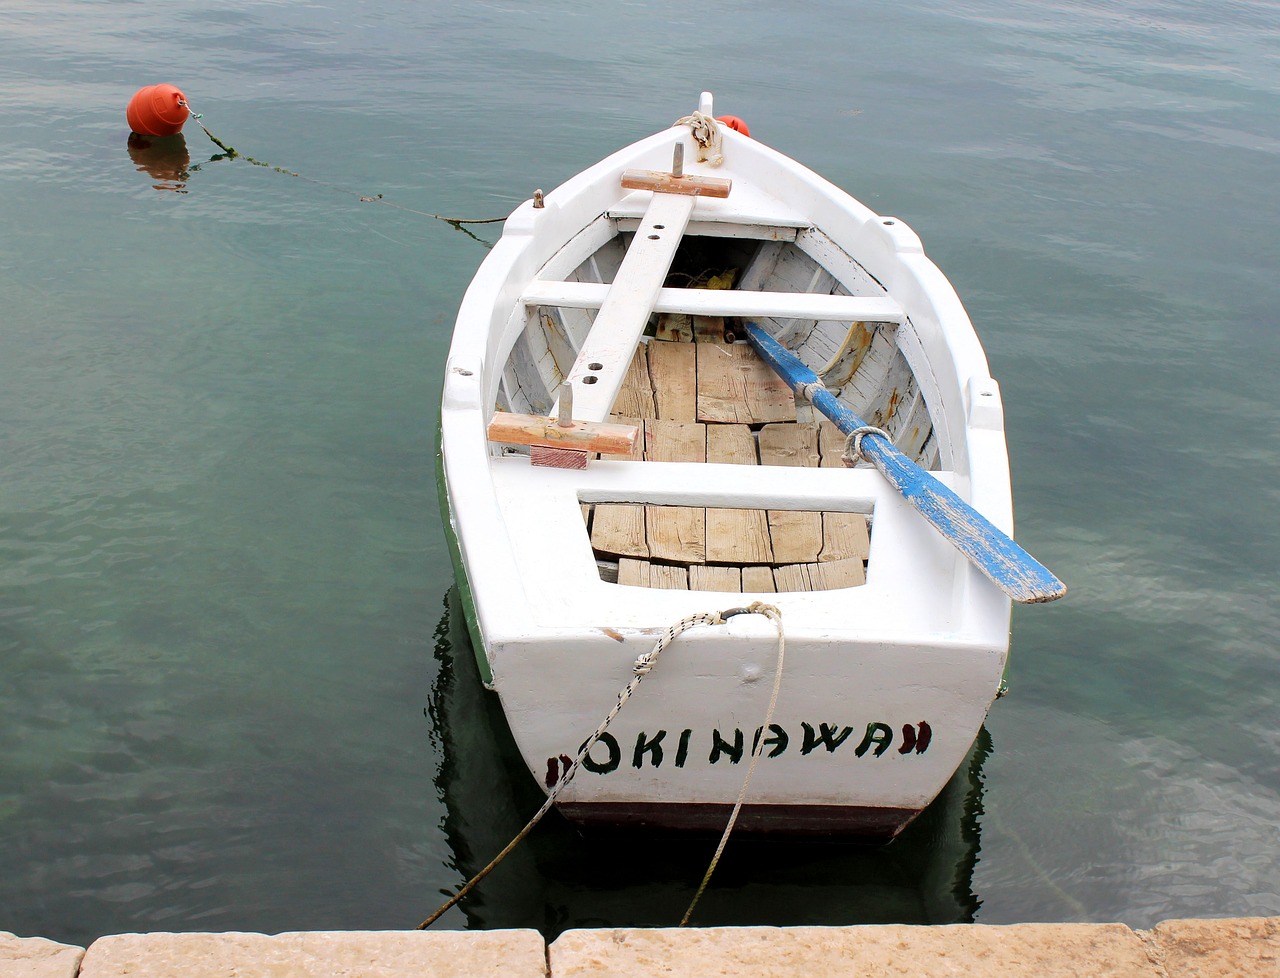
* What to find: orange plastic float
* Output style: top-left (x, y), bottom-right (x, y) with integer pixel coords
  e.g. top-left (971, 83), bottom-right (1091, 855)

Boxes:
top-left (126, 84), bottom-right (190, 137)
top-left (716, 115), bottom-right (750, 136)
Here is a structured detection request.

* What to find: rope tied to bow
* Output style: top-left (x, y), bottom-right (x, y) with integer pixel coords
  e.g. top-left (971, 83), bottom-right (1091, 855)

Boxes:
top-left (673, 110), bottom-right (724, 166)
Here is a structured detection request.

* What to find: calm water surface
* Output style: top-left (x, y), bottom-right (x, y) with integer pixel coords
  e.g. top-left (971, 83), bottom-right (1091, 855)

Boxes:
top-left (1, 0), bottom-right (1277, 946)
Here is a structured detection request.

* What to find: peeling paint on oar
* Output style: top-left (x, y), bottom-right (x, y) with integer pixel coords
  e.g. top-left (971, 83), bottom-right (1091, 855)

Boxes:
top-left (744, 322), bottom-right (1066, 604)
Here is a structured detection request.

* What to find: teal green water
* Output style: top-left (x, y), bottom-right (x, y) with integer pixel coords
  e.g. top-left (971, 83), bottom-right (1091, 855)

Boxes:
top-left (2, 0), bottom-right (1277, 944)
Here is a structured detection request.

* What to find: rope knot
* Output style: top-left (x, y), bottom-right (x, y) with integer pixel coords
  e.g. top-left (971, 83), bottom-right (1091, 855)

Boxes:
top-left (840, 425), bottom-right (890, 467)
top-left (673, 111), bottom-right (724, 166)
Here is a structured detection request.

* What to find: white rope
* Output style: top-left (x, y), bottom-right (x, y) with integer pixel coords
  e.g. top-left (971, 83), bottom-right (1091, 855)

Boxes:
top-left (673, 110), bottom-right (724, 166)
top-left (416, 607), bottom-right (730, 929)
top-left (680, 601), bottom-right (785, 926)
top-left (841, 425), bottom-right (891, 468)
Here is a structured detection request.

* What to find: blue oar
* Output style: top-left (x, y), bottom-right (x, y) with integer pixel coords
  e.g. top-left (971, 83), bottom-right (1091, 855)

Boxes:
top-left (744, 322), bottom-right (1066, 604)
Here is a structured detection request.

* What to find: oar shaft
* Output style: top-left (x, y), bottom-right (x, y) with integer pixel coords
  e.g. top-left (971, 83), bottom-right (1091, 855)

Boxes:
top-left (744, 323), bottom-right (1065, 604)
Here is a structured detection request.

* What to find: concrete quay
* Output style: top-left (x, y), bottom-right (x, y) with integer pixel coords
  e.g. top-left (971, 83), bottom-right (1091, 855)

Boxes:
top-left (4, 917), bottom-right (1277, 977)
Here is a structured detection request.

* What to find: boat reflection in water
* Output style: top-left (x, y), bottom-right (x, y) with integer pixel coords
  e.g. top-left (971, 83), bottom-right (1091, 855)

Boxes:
top-left (427, 587), bottom-right (988, 935)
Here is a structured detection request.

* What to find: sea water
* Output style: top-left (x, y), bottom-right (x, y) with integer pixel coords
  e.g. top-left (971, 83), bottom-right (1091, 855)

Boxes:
top-left (1, 0), bottom-right (1277, 945)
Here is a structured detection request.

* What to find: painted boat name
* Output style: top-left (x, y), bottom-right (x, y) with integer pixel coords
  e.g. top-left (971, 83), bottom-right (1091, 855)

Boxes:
top-left (547, 721), bottom-right (932, 785)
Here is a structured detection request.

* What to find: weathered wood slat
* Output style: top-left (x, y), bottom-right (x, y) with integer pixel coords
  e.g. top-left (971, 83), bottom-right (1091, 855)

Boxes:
top-left (602, 414), bottom-right (645, 461)
top-left (620, 169), bottom-right (732, 197)
top-left (696, 344), bottom-right (796, 424)
top-left (773, 563), bottom-right (812, 592)
top-left (759, 423), bottom-right (820, 467)
top-left (706, 423), bottom-right (757, 465)
top-left (520, 280), bottom-right (906, 323)
top-left (647, 505), bottom-right (706, 563)
top-left (706, 422), bottom-right (752, 463)
top-left (821, 512), bottom-right (871, 562)
top-left (613, 346), bottom-right (658, 419)
top-left (693, 315), bottom-right (728, 344)
top-left (644, 419), bottom-right (706, 462)
top-left (811, 556), bottom-right (867, 589)
top-left (767, 510), bottom-right (823, 564)
top-left (741, 565), bottom-right (777, 593)
top-left (817, 417), bottom-right (848, 467)
top-left (618, 558), bottom-right (650, 587)
top-left (591, 504), bottom-right (648, 558)
top-left (646, 341), bottom-right (697, 421)
top-left (689, 564), bottom-right (742, 593)
top-left (487, 412), bottom-right (640, 455)
top-left (650, 564), bottom-right (689, 590)
top-left (706, 507), bottom-right (773, 563)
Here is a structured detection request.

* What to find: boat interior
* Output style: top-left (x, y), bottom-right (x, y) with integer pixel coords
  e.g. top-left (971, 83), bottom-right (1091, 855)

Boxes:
top-left (490, 215), bottom-right (942, 595)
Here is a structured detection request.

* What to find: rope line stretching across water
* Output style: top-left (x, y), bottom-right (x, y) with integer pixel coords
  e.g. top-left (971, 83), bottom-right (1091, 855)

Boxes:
top-left (414, 601), bottom-right (785, 930)
top-left (176, 99), bottom-right (508, 235)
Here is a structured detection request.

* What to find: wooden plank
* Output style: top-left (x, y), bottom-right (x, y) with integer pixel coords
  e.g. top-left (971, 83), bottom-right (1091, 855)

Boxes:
top-left (646, 505), bottom-right (706, 564)
top-left (817, 417), bottom-right (848, 467)
top-left (618, 558), bottom-right (651, 587)
top-left (758, 423), bottom-right (820, 467)
top-left (767, 510), bottom-right (823, 565)
top-left (613, 346), bottom-right (657, 419)
top-left (810, 556), bottom-right (866, 590)
top-left (655, 313), bottom-right (694, 343)
top-left (706, 423), bottom-right (758, 465)
top-left (644, 419), bottom-right (706, 462)
top-left (650, 564), bottom-right (689, 590)
top-left (821, 512), bottom-right (871, 562)
top-left (529, 445), bottom-right (589, 469)
top-left (564, 193), bottom-right (695, 422)
top-left (591, 504), bottom-right (648, 558)
top-left (773, 563), bottom-right (812, 592)
top-left (646, 341), bottom-right (697, 421)
top-left (602, 415), bottom-right (644, 461)
top-left (690, 564), bottom-right (742, 593)
top-left (706, 507), bottom-right (773, 563)
top-left (693, 315), bottom-right (728, 343)
top-left (620, 169), bottom-right (732, 197)
top-left (697, 343), bottom-right (796, 424)
top-left (487, 412), bottom-right (640, 455)
top-left (519, 280), bottom-right (906, 323)
top-left (741, 565), bottom-right (776, 593)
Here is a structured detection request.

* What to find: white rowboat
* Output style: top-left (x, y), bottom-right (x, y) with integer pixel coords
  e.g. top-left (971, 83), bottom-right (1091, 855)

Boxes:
top-left (438, 93), bottom-right (1062, 840)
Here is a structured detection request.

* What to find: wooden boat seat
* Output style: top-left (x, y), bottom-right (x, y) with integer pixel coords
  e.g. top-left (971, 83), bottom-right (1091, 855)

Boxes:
top-left (522, 280), bottom-right (906, 324)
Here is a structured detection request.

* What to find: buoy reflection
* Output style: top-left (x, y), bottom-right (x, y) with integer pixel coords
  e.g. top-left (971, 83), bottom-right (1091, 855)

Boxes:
top-left (127, 133), bottom-right (190, 193)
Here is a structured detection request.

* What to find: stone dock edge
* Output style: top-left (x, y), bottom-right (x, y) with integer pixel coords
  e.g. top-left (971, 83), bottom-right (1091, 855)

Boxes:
top-left (4, 917), bottom-right (1277, 977)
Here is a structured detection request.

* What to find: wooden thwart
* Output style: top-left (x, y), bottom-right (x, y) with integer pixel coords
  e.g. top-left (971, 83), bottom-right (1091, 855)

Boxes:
top-left (488, 412), bottom-right (640, 456)
top-left (620, 169), bottom-right (732, 198)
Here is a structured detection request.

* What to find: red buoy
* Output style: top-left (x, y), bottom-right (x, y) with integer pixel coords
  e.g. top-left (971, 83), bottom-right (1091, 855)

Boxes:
top-left (126, 84), bottom-right (190, 137)
top-left (716, 115), bottom-right (750, 137)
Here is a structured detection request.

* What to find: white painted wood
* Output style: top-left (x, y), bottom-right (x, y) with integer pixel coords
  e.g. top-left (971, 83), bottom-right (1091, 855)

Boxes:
top-left (520, 280), bottom-right (906, 324)
top-left (562, 193), bottom-right (696, 422)
top-left (439, 92), bottom-right (1022, 835)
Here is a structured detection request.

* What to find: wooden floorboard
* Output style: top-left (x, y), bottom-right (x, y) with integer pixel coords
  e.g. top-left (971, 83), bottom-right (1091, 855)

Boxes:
top-left (586, 338), bottom-right (870, 593)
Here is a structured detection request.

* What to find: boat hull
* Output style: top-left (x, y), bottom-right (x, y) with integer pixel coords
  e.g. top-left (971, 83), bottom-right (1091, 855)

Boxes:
top-left (439, 93), bottom-right (1015, 839)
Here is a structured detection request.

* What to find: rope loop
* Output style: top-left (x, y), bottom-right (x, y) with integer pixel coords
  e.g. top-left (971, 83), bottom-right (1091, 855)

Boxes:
top-left (840, 425), bottom-right (890, 468)
top-left (673, 110), bottom-right (724, 166)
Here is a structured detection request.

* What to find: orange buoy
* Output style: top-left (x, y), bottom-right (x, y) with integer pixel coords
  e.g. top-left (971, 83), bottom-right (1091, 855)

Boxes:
top-left (126, 84), bottom-right (190, 137)
top-left (716, 115), bottom-right (750, 137)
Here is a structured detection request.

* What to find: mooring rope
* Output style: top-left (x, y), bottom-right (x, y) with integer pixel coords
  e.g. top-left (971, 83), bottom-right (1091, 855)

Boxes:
top-left (416, 604), bottom-right (784, 929)
top-left (673, 110), bottom-right (724, 166)
top-left (680, 602), bottom-right (784, 925)
top-left (175, 99), bottom-right (507, 236)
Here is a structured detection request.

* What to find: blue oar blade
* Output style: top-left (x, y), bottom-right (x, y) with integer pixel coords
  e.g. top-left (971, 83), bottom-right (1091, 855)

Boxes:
top-left (744, 323), bottom-right (1065, 604)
